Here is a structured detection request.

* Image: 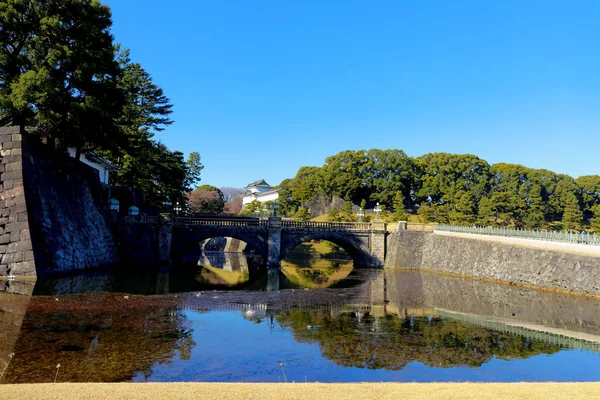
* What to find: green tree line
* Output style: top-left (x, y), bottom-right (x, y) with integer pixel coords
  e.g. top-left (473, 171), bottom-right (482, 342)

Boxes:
top-left (276, 150), bottom-right (600, 231)
top-left (0, 0), bottom-right (202, 210)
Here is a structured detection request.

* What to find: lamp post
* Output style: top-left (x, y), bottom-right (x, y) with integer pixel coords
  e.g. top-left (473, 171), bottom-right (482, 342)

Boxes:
top-left (128, 205), bottom-right (139, 216)
top-left (357, 207), bottom-right (365, 223)
top-left (108, 198), bottom-right (119, 213)
top-left (262, 204), bottom-right (269, 218)
top-left (255, 207), bottom-right (261, 218)
top-left (164, 196), bottom-right (172, 213)
top-left (174, 202), bottom-right (182, 216)
top-left (374, 202), bottom-right (382, 220)
top-left (271, 200), bottom-right (280, 217)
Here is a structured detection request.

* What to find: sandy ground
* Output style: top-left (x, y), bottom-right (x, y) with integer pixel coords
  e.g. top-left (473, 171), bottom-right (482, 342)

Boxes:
top-left (3, 382), bottom-right (600, 400)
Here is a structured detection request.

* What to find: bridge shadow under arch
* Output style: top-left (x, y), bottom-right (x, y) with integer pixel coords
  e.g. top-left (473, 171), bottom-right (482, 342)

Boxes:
top-left (280, 231), bottom-right (375, 267)
top-left (171, 228), bottom-right (268, 266)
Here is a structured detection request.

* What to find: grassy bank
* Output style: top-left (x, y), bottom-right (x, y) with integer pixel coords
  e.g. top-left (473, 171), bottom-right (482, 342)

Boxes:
top-left (3, 382), bottom-right (600, 400)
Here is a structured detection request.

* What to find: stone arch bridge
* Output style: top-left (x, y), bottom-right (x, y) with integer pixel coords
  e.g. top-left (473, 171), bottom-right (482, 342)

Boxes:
top-left (160, 216), bottom-right (390, 268)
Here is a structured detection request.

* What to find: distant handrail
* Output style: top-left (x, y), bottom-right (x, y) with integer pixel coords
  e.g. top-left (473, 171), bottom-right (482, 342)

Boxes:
top-left (174, 217), bottom-right (268, 227)
top-left (281, 220), bottom-right (372, 230)
top-left (436, 224), bottom-right (600, 246)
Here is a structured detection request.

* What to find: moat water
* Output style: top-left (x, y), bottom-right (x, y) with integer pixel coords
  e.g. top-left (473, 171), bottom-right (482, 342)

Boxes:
top-left (1, 253), bottom-right (600, 383)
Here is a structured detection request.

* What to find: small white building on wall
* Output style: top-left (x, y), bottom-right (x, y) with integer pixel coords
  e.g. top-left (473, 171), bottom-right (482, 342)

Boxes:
top-left (68, 148), bottom-right (118, 187)
top-left (242, 179), bottom-right (281, 206)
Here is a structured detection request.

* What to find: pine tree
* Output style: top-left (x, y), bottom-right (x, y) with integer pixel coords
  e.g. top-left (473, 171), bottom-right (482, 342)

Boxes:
top-left (392, 192), bottom-right (408, 221)
top-left (0, 0), bottom-right (125, 151)
top-left (340, 200), bottom-right (356, 222)
top-left (590, 204), bottom-right (600, 233)
top-left (477, 197), bottom-right (494, 226)
top-left (449, 191), bottom-right (475, 225)
top-left (524, 184), bottom-right (545, 229)
top-left (562, 193), bottom-right (582, 230)
top-left (294, 207), bottom-right (311, 221)
top-left (328, 207), bottom-right (340, 222)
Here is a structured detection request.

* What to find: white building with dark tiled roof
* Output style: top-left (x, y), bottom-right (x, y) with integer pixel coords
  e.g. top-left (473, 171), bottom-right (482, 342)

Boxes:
top-left (242, 179), bottom-right (281, 205)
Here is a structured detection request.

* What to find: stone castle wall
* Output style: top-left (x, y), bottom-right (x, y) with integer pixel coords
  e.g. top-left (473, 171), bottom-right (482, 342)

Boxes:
top-left (386, 230), bottom-right (600, 296)
top-left (0, 127), bottom-right (118, 277)
top-left (0, 127), bottom-right (35, 276)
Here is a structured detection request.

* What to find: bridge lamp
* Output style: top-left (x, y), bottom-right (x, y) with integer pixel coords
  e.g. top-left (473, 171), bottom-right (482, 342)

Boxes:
top-left (357, 207), bottom-right (365, 223)
top-left (107, 198), bottom-right (119, 212)
top-left (374, 203), bottom-right (382, 220)
top-left (174, 202), bottom-right (182, 216)
top-left (262, 204), bottom-right (269, 217)
top-left (255, 207), bottom-right (261, 218)
top-left (271, 200), bottom-right (280, 217)
top-left (128, 205), bottom-right (139, 216)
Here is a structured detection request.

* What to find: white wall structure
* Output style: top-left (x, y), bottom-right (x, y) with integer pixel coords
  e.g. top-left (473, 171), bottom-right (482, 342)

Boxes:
top-left (67, 148), bottom-right (118, 186)
top-left (242, 179), bottom-right (281, 206)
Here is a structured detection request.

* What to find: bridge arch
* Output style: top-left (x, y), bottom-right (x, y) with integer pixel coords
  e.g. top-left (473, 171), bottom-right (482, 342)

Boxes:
top-left (171, 227), bottom-right (269, 265)
top-left (280, 231), bottom-right (376, 267)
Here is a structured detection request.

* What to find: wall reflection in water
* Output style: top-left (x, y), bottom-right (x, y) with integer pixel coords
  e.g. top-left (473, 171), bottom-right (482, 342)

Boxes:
top-left (1, 267), bottom-right (600, 383)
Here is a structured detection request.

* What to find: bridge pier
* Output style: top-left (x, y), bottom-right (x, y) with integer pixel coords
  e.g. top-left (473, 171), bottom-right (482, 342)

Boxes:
top-left (267, 216), bottom-right (282, 269)
top-left (158, 214), bottom-right (173, 264)
top-left (370, 221), bottom-right (386, 267)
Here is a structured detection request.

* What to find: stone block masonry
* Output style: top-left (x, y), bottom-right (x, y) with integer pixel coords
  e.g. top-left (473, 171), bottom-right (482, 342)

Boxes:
top-left (0, 127), bottom-right (35, 277)
top-left (386, 230), bottom-right (600, 296)
top-left (0, 126), bottom-right (118, 278)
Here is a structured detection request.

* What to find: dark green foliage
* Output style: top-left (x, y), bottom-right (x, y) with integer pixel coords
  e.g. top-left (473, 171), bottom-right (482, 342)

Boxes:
top-left (328, 207), bottom-right (340, 222)
top-left (0, 0), bottom-right (124, 151)
top-left (281, 149), bottom-right (587, 229)
top-left (0, 1), bottom-right (202, 212)
top-left (392, 192), bottom-right (408, 222)
top-left (100, 50), bottom-right (202, 209)
top-left (340, 200), bottom-right (356, 222)
top-left (590, 204), bottom-right (600, 233)
top-left (294, 207), bottom-right (311, 221)
top-left (240, 199), bottom-right (262, 216)
top-left (562, 192), bottom-right (582, 230)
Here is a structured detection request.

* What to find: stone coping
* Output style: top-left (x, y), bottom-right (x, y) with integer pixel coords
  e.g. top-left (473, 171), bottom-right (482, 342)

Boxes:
top-left (434, 230), bottom-right (600, 258)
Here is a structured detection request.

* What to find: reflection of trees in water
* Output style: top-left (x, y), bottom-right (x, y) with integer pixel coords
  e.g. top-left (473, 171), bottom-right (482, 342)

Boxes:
top-left (281, 259), bottom-right (353, 289)
top-left (3, 296), bottom-right (195, 383)
top-left (275, 311), bottom-right (562, 370)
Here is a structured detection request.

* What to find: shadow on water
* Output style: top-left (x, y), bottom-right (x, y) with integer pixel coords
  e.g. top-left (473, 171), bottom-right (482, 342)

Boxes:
top-left (31, 252), bottom-right (362, 295)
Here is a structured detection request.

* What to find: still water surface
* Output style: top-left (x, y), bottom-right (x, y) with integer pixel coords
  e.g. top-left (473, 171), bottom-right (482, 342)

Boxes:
top-left (1, 254), bottom-right (599, 383)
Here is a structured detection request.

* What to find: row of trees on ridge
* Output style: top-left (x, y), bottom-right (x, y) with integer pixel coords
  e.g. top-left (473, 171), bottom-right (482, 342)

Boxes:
top-left (274, 150), bottom-right (600, 231)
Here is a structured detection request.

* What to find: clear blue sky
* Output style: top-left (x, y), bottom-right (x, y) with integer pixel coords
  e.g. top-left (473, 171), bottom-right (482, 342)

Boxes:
top-left (106, 0), bottom-right (599, 188)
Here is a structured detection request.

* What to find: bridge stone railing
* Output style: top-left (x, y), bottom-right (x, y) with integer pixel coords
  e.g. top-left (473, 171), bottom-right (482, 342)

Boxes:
top-left (436, 224), bottom-right (600, 246)
top-left (280, 220), bottom-right (372, 230)
top-left (174, 217), bottom-right (268, 227)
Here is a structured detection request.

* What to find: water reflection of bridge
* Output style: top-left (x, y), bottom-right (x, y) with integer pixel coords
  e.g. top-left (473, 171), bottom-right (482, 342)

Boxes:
top-left (3, 268), bottom-right (600, 383)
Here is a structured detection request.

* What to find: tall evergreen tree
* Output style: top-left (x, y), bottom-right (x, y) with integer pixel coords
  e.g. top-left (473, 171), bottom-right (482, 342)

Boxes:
top-left (392, 192), bottom-right (408, 221)
top-left (590, 204), bottom-right (600, 233)
top-left (562, 193), bottom-right (582, 230)
top-left (477, 196), bottom-right (494, 225)
top-left (524, 184), bottom-right (545, 229)
top-left (328, 207), bottom-right (340, 222)
top-left (294, 207), bottom-right (311, 221)
top-left (450, 191), bottom-right (476, 225)
top-left (0, 0), bottom-right (124, 152)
